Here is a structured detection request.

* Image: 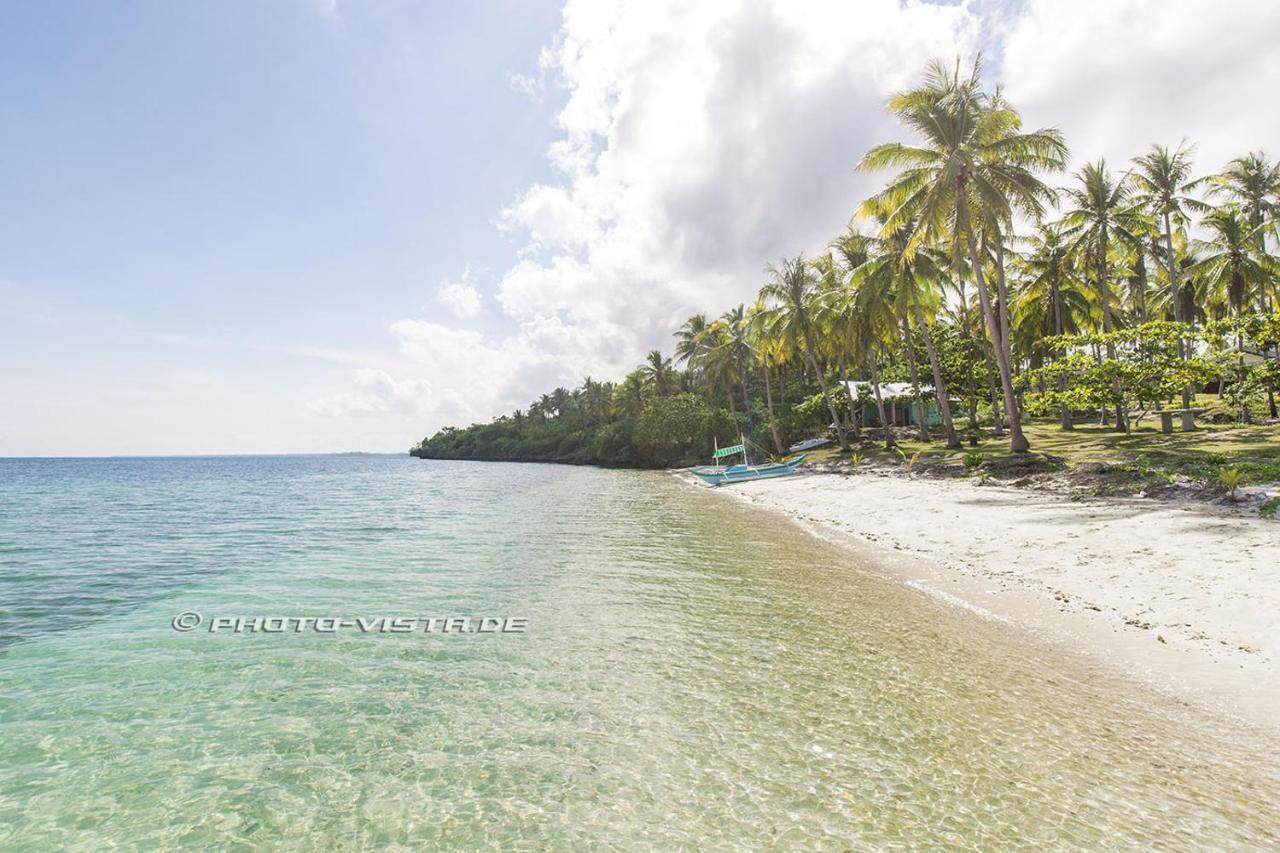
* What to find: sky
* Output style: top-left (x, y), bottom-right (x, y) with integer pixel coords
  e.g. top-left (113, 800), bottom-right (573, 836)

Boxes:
top-left (2, 0), bottom-right (1278, 456)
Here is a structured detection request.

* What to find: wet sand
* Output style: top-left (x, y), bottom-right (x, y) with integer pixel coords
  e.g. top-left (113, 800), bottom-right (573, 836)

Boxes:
top-left (685, 469), bottom-right (1280, 732)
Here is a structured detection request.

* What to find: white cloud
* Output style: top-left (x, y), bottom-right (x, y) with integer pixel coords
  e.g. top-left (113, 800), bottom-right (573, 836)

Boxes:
top-left (434, 266), bottom-right (484, 319)
top-left (312, 368), bottom-right (430, 418)
top-left (999, 0), bottom-right (1280, 175)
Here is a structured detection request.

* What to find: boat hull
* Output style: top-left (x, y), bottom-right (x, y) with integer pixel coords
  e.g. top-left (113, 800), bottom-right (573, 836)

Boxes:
top-left (687, 454), bottom-right (806, 486)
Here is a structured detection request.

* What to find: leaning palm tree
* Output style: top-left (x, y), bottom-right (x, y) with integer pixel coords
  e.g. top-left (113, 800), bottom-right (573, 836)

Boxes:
top-left (760, 254), bottom-right (849, 451)
top-left (858, 57), bottom-right (1067, 453)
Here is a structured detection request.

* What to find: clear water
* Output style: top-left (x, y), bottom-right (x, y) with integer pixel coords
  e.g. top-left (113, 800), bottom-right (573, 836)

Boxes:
top-left (0, 455), bottom-right (1277, 849)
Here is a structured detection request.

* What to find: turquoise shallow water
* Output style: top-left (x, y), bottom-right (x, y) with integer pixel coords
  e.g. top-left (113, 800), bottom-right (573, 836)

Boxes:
top-left (1, 454), bottom-right (1278, 848)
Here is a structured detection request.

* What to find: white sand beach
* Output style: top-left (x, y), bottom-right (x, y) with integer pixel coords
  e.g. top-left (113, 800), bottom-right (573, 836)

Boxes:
top-left (694, 470), bottom-right (1280, 731)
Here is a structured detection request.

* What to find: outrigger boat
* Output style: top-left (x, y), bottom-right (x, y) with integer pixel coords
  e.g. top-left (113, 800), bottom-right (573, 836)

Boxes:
top-left (687, 437), bottom-right (807, 486)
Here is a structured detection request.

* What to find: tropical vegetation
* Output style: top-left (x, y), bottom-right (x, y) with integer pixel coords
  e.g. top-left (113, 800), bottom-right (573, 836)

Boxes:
top-left (413, 57), bottom-right (1280, 470)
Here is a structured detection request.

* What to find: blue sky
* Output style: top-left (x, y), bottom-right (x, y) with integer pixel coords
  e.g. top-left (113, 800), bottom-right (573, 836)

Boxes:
top-left (1, 0), bottom-right (562, 454)
top-left (3, 0), bottom-right (1277, 455)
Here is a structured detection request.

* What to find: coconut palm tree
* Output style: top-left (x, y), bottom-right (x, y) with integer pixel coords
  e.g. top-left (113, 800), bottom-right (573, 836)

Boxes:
top-left (643, 350), bottom-right (674, 397)
top-left (1061, 160), bottom-right (1147, 429)
top-left (613, 369), bottom-right (652, 417)
top-left (697, 320), bottom-right (743, 417)
top-left (1129, 142), bottom-right (1208, 408)
top-left (858, 57), bottom-right (1067, 453)
top-left (811, 251), bottom-right (865, 440)
top-left (717, 305), bottom-right (754, 425)
top-left (1188, 206), bottom-right (1279, 319)
top-left (847, 216), bottom-right (961, 447)
top-left (1210, 151), bottom-right (1280, 260)
top-left (1210, 151), bottom-right (1280, 415)
top-left (1012, 222), bottom-right (1091, 429)
top-left (746, 299), bottom-right (788, 454)
top-left (760, 254), bottom-right (849, 451)
top-left (674, 314), bottom-right (711, 370)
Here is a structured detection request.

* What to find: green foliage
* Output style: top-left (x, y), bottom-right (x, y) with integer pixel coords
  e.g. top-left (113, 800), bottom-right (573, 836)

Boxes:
top-left (1260, 497), bottom-right (1280, 519)
top-left (963, 451), bottom-right (985, 469)
top-left (1218, 467), bottom-right (1243, 500)
top-left (635, 394), bottom-right (735, 466)
top-left (1027, 322), bottom-right (1221, 430)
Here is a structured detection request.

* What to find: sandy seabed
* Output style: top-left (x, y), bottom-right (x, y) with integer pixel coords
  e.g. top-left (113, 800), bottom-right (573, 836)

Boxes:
top-left (688, 469), bottom-right (1280, 732)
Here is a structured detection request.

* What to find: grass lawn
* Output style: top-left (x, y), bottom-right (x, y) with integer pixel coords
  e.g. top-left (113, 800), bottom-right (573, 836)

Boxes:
top-left (802, 395), bottom-right (1280, 489)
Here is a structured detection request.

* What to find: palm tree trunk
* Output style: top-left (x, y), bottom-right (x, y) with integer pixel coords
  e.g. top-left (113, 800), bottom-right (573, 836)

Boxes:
top-left (762, 361), bottom-right (784, 455)
top-left (803, 328), bottom-right (848, 451)
top-left (735, 350), bottom-right (753, 428)
top-left (1162, 212), bottom-right (1194, 409)
top-left (984, 343), bottom-right (1004, 435)
top-left (961, 201), bottom-right (1027, 452)
top-left (1050, 280), bottom-right (1073, 430)
top-left (838, 358), bottom-right (861, 440)
top-left (900, 317), bottom-right (931, 443)
top-left (1097, 231), bottom-right (1127, 432)
top-left (911, 287), bottom-right (960, 448)
top-left (869, 353), bottom-right (894, 450)
top-left (954, 251), bottom-right (980, 433)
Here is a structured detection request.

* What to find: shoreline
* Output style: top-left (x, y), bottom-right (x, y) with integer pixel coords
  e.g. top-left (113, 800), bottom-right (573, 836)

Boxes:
top-left (678, 468), bottom-right (1280, 734)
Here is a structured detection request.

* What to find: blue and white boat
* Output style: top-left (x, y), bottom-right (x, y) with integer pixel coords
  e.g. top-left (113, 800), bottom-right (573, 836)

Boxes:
top-left (687, 440), bottom-right (806, 486)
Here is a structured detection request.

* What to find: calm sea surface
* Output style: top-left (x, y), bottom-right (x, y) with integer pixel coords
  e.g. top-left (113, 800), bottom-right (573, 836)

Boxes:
top-left (0, 454), bottom-right (1277, 848)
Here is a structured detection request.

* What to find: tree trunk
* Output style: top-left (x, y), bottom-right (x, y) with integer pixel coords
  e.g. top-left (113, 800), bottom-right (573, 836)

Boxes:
top-left (839, 358), bottom-right (861, 440)
top-left (762, 362), bottom-right (784, 455)
top-left (1097, 229), bottom-right (1127, 432)
top-left (982, 343), bottom-right (1003, 435)
top-left (804, 328), bottom-right (848, 451)
top-left (958, 289), bottom-right (980, 432)
top-left (961, 201), bottom-right (1028, 452)
top-left (1163, 212), bottom-right (1193, 409)
top-left (869, 354), bottom-right (894, 450)
top-left (735, 349), bottom-right (753, 428)
top-left (900, 317), bottom-right (931, 443)
top-left (911, 286), bottom-right (961, 448)
top-left (1051, 280), bottom-right (1073, 430)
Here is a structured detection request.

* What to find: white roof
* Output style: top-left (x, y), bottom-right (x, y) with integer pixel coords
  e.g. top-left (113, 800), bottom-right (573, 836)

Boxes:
top-left (845, 381), bottom-right (935, 400)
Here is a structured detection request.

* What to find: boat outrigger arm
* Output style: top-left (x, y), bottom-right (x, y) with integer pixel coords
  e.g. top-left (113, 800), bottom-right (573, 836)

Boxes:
top-left (687, 435), bottom-right (807, 486)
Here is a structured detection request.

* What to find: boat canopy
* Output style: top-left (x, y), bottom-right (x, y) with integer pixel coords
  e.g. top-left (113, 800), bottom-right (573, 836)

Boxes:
top-left (713, 443), bottom-right (746, 459)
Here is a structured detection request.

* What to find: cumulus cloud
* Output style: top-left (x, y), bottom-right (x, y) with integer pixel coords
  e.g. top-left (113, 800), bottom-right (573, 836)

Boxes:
top-left (434, 266), bottom-right (484, 319)
top-left (312, 369), bottom-right (430, 418)
top-left (356, 0), bottom-right (1280, 438)
top-left (999, 0), bottom-right (1280, 174)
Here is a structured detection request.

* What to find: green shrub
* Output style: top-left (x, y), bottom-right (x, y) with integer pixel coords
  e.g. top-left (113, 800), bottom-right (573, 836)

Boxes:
top-left (963, 451), bottom-right (985, 469)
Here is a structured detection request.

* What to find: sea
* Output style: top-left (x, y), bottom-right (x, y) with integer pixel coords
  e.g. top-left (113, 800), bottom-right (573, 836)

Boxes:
top-left (1, 454), bottom-right (1277, 848)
